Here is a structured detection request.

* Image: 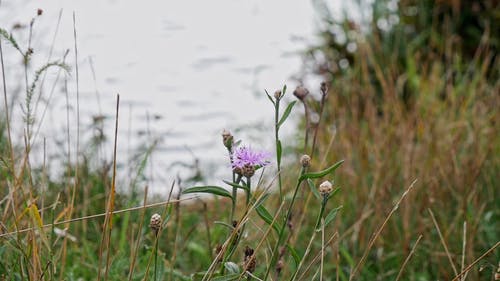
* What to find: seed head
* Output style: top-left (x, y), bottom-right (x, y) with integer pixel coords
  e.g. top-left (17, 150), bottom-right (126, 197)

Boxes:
top-left (319, 181), bottom-right (333, 196)
top-left (293, 86), bottom-right (309, 101)
top-left (37, 9), bottom-right (43, 16)
top-left (149, 213), bottom-right (162, 234)
top-left (300, 154), bottom-right (311, 168)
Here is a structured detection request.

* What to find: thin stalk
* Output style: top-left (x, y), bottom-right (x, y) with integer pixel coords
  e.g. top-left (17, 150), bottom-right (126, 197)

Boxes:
top-left (311, 86), bottom-right (328, 156)
top-left (451, 241), bottom-right (500, 281)
top-left (0, 40), bottom-right (14, 175)
top-left (97, 95), bottom-right (120, 281)
top-left (263, 166), bottom-right (306, 281)
top-left (395, 234), bottom-right (423, 281)
top-left (274, 96), bottom-right (283, 201)
top-left (302, 101), bottom-right (310, 153)
top-left (460, 222), bottom-right (467, 281)
top-left (290, 196), bottom-right (328, 281)
top-left (231, 171), bottom-right (237, 222)
top-left (428, 208), bottom-right (458, 276)
top-left (127, 184), bottom-right (149, 281)
top-left (0, 198), bottom-right (190, 238)
top-left (349, 180), bottom-right (417, 280)
top-left (223, 176), bottom-right (252, 265)
top-left (154, 236), bottom-right (159, 281)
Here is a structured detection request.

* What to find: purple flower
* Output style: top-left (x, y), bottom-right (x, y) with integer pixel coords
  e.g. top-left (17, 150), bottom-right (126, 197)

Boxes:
top-left (231, 146), bottom-right (271, 169)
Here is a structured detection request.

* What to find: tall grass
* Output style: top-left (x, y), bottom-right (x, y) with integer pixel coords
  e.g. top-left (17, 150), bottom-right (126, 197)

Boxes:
top-left (1, 1), bottom-right (499, 281)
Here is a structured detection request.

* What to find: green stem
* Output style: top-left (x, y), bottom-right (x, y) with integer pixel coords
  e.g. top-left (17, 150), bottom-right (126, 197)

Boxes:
top-left (154, 234), bottom-right (159, 281)
top-left (274, 98), bottom-right (283, 202)
top-left (264, 166), bottom-right (306, 280)
top-left (230, 171), bottom-right (237, 222)
top-left (221, 176), bottom-right (251, 273)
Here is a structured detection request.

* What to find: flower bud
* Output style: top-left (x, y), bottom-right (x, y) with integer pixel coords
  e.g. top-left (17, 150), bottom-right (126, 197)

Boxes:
top-left (274, 90), bottom-right (282, 99)
top-left (300, 154), bottom-right (311, 168)
top-left (149, 213), bottom-right (162, 234)
top-left (222, 129), bottom-right (234, 150)
top-left (320, 81), bottom-right (328, 95)
top-left (293, 86), bottom-right (309, 101)
top-left (318, 181), bottom-right (333, 196)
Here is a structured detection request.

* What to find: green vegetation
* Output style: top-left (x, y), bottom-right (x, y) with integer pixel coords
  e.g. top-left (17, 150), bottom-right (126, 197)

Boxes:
top-left (1, 1), bottom-right (499, 280)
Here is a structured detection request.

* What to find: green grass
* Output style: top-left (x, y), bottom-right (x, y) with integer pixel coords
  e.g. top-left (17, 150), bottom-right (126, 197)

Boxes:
top-left (1, 1), bottom-right (499, 280)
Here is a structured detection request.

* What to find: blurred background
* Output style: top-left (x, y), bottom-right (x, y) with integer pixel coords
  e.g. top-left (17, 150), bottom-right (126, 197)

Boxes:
top-left (0, 0), bottom-right (330, 193)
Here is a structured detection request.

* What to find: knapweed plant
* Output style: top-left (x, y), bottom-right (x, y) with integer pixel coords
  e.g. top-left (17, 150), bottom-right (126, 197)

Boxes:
top-left (181, 85), bottom-right (344, 280)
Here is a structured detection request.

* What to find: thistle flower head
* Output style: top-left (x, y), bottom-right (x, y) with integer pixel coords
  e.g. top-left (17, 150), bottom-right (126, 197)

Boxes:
top-left (232, 146), bottom-right (271, 172)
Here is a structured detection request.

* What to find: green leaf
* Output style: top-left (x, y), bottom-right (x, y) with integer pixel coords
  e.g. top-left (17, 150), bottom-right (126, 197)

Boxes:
top-left (222, 180), bottom-right (249, 193)
top-left (299, 160), bottom-right (344, 182)
top-left (212, 273), bottom-right (240, 281)
top-left (277, 100), bottom-right (297, 128)
top-left (256, 204), bottom-right (281, 235)
top-left (286, 244), bottom-right (301, 266)
top-left (282, 84), bottom-right (287, 96)
top-left (323, 206), bottom-right (343, 228)
top-left (224, 262), bottom-right (241, 274)
top-left (253, 192), bottom-right (270, 209)
top-left (327, 186), bottom-right (341, 201)
top-left (307, 179), bottom-right (321, 200)
top-left (182, 186), bottom-right (232, 199)
top-left (265, 89), bottom-right (276, 105)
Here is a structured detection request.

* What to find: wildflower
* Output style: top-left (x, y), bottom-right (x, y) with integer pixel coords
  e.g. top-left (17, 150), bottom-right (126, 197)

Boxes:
top-left (300, 154), bottom-right (311, 168)
top-left (318, 181), bottom-right (333, 196)
top-left (149, 213), bottom-right (162, 234)
top-left (232, 146), bottom-right (270, 178)
top-left (293, 86), bottom-right (309, 101)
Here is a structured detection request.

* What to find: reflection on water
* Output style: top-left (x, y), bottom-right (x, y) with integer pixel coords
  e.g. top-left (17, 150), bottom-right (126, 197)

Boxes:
top-left (0, 0), bottom-right (320, 193)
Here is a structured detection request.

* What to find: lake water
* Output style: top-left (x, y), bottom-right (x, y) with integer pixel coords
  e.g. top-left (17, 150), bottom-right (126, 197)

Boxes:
top-left (0, 0), bottom-right (328, 193)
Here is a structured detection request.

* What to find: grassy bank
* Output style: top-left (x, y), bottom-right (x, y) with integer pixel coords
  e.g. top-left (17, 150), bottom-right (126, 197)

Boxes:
top-left (1, 1), bottom-right (499, 280)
